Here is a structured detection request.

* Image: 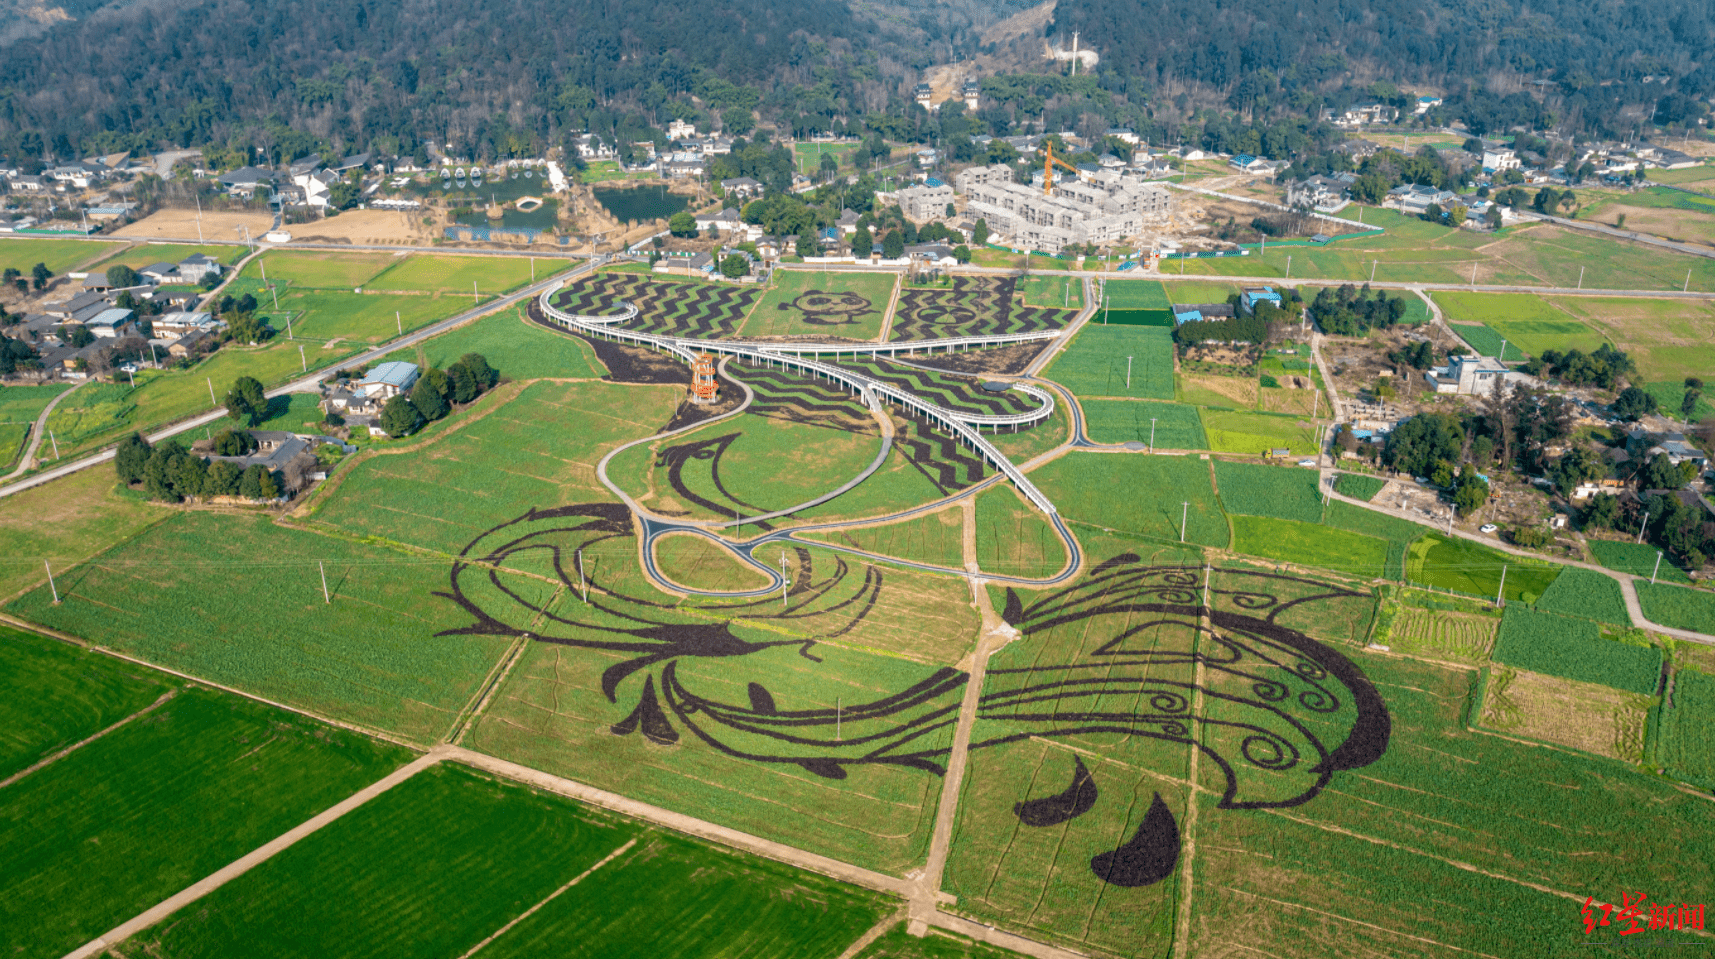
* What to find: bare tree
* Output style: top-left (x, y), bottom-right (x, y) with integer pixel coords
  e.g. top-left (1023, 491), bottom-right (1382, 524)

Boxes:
top-left (282, 450), bottom-right (319, 495)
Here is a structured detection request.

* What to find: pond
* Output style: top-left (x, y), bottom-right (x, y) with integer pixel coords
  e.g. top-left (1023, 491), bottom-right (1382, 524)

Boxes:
top-left (593, 184), bottom-right (688, 223)
top-left (453, 198), bottom-right (560, 231)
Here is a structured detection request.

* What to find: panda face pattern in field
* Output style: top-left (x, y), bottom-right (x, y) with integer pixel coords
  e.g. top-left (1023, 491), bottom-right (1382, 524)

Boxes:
top-left (440, 507), bottom-right (1393, 889)
top-left (783, 289), bottom-right (876, 326)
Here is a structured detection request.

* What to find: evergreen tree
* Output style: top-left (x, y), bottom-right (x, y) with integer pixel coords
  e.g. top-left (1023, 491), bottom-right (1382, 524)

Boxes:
top-left (114, 432), bottom-right (152, 484)
top-left (224, 376), bottom-right (269, 427)
top-left (379, 394), bottom-right (424, 437)
top-left (205, 460), bottom-right (243, 497)
top-left (447, 363), bottom-right (480, 404)
top-left (971, 219), bottom-right (989, 245)
top-left (411, 371), bottom-right (450, 420)
top-left (883, 230), bottom-right (904, 259)
top-left (852, 226), bottom-right (873, 257)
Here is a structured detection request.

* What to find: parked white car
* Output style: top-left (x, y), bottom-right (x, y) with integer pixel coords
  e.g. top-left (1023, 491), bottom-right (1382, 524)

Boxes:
top-left (1479, 524), bottom-right (1498, 534)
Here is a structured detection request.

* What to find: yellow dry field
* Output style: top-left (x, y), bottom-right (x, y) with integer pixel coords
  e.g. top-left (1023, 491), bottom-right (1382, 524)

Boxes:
top-left (1480, 668), bottom-right (1649, 762)
top-left (1674, 642), bottom-right (1715, 675)
top-left (287, 209), bottom-right (445, 246)
top-left (1544, 295), bottom-right (1715, 385)
top-left (114, 209), bottom-right (275, 242)
top-left (1384, 606), bottom-right (1498, 662)
top-left (652, 533), bottom-right (772, 593)
top-left (1180, 372), bottom-right (1258, 408)
top-left (1594, 204), bottom-right (1715, 246)
top-left (1258, 384), bottom-right (1318, 415)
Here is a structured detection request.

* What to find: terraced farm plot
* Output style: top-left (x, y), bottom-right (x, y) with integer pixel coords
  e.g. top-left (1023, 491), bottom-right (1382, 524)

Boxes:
top-left (0, 686), bottom-right (409, 958)
top-left (801, 506), bottom-right (965, 569)
top-left (1587, 539), bottom-right (1694, 584)
top-left (386, 307), bottom-right (605, 380)
top-left (890, 276), bottom-right (1074, 341)
top-left (1382, 604), bottom-right (1498, 661)
top-left (0, 237), bottom-right (124, 276)
top-left (1481, 667), bottom-right (1649, 762)
top-left (1636, 582), bottom-right (1715, 634)
top-left (0, 626), bottom-right (171, 781)
top-left (653, 533), bottom-right (774, 592)
top-left (1213, 459), bottom-right (1322, 522)
top-left (315, 380), bottom-right (683, 554)
top-left (1186, 650), bottom-right (1714, 959)
top-left (244, 249), bottom-right (399, 289)
top-left (1043, 325), bottom-right (1175, 400)
top-left (974, 484), bottom-right (1067, 578)
top-left (1534, 566), bottom-right (1631, 625)
top-left (742, 270), bottom-right (894, 340)
top-left (1492, 605), bottom-right (1662, 694)
top-left (368, 253), bottom-right (569, 293)
top-left (1080, 399), bottom-right (1206, 448)
top-left (1656, 670), bottom-right (1715, 789)
top-left (551, 271), bottom-right (759, 339)
top-left (1407, 533), bottom-right (1561, 604)
top-left (1198, 409), bottom-right (1318, 455)
top-left (1333, 472), bottom-right (1387, 501)
top-left (1431, 292), bottom-right (1606, 357)
top-left (7, 511), bottom-right (521, 742)
top-left (1032, 452), bottom-right (1228, 547)
top-left (1229, 515), bottom-right (1391, 579)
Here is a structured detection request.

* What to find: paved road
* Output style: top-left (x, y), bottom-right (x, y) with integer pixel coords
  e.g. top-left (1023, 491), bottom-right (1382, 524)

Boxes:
top-left (0, 263), bottom-right (593, 500)
top-left (2, 382), bottom-right (81, 480)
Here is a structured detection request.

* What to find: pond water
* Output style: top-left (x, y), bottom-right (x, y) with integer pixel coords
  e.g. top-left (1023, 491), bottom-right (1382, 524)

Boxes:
top-left (454, 198), bottom-right (560, 230)
top-left (593, 184), bottom-right (687, 223)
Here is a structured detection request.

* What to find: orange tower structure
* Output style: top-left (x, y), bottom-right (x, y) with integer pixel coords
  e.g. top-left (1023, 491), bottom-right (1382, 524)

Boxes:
top-left (689, 352), bottom-right (719, 404)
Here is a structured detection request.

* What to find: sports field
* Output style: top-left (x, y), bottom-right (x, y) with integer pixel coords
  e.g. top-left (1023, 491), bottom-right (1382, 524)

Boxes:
top-left (1080, 399), bottom-right (1205, 448)
top-left (1431, 292), bottom-right (1607, 357)
top-left (0, 685), bottom-right (408, 957)
top-left (0, 237), bottom-right (124, 277)
top-left (742, 270), bottom-right (895, 340)
top-left (1043, 325), bottom-right (1175, 400)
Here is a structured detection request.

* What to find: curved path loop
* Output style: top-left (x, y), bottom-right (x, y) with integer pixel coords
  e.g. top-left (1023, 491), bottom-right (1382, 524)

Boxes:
top-left (2, 381), bottom-right (83, 481)
top-left (546, 286), bottom-right (1088, 597)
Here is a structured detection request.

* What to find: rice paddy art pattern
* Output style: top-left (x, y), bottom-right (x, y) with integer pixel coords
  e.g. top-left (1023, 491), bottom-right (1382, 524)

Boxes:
top-left (890, 277), bottom-right (1076, 342)
top-left (831, 358), bottom-right (1041, 418)
top-left (781, 288), bottom-right (877, 326)
top-left (550, 273), bottom-right (759, 338)
top-left (440, 518), bottom-right (1393, 890)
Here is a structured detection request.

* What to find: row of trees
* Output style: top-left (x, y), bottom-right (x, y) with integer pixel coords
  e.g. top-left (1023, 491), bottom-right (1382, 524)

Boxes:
top-left (115, 433), bottom-right (282, 503)
top-left (377, 354), bottom-right (498, 437)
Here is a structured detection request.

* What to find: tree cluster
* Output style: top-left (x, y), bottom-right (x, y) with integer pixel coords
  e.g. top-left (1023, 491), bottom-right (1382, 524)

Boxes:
top-left (379, 354), bottom-right (496, 438)
top-left (1310, 284), bottom-right (1410, 336)
top-left (114, 433), bottom-right (280, 503)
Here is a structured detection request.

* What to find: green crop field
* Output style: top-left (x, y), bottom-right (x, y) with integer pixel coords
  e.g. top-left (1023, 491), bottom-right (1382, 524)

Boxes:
top-left (1380, 602), bottom-right (1499, 661)
top-left (1322, 500), bottom-right (1424, 580)
top-left (120, 759), bottom-right (891, 959)
top-left (1032, 452), bottom-right (1228, 547)
top-left (1641, 379), bottom-right (1715, 422)
top-left (270, 289), bottom-right (473, 344)
top-left (0, 237), bottom-right (124, 277)
top-left (742, 270), bottom-right (894, 339)
top-left (0, 686), bottom-right (409, 958)
top-left (856, 923), bottom-right (1026, 959)
top-left (1100, 278), bottom-right (1170, 309)
top-left (0, 424), bottom-right (27, 469)
top-left (1543, 295), bottom-right (1715, 385)
top-left (1406, 533), bottom-right (1560, 603)
top-left (0, 627), bottom-right (170, 780)
top-left (1198, 409), bottom-right (1318, 455)
top-left (0, 383), bottom-right (65, 464)
top-left (88, 242), bottom-right (246, 272)
top-left (785, 442), bottom-right (954, 524)
top-left (654, 533), bottom-right (775, 591)
top-left (0, 466), bottom-right (167, 601)
top-left (245, 249), bottom-right (399, 289)
top-left (1656, 670), bottom-right (1715, 790)
top-left (1213, 459), bottom-right (1321, 522)
top-left (1080, 399), bottom-right (1206, 449)
top-left (802, 507), bottom-right (966, 569)
top-left (1636, 582), bottom-right (1715, 634)
top-left (1334, 472), bottom-right (1386, 501)
top-left (1446, 323), bottom-right (1528, 361)
top-left (313, 380), bottom-right (684, 556)
top-left (7, 512), bottom-right (521, 742)
top-left (368, 254), bottom-right (571, 294)
top-left (1533, 567), bottom-right (1631, 625)
top-left (974, 484), bottom-right (1067, 578)
top-left (1431, 292), bottom-right (1607, 357)
top-left (793, 141), bottom-right (860, 174)
top-left (1230, 514), bottom-right (1391, 578)
top-left (1018, 274), bottom-right (1083, 309)
top-left (1043, 325), bottom-right (1175, 400)
top-left (386, 307), bottom-right (604, 380)
top-left (1492, 605), bottom-right (1662, 694)
top-left (1588, 539), bottom-right (1694, 583)
top-left (1159, 280), bottom-right (1240, 304)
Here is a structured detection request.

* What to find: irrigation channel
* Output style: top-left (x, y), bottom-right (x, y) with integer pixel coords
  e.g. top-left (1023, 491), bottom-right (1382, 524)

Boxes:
top-left (540, 285), bottom-right (1085, 598)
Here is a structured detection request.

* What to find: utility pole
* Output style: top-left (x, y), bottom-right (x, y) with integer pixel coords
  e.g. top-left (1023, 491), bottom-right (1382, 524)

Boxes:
top-left (319, 561), bottom-right (330, 603)
top-left (1495, 564), bottom-right (1507, 608)
top-left (1126, 355), bottom-right (1133, 389)
top-left (299, 344), bottom-right (306, 372)
top-left (1686, 269), bottom-right (1693, 294)
top-left (195, 193), bottom-right (204, 243)
top-left (396, 310), bottom-right (402, 336)
top-left (1578, 266), bottom-right (1584, 290)
top-left (1652, 551), bottom-right (1663, 585)
top-left (577, 548), bottom-right (588, 602)
top-left (45, 561), bottom-right (59, 604)
top-left (1371, 259), bottom-right (1378, 282)
top-left (1149, 418), bottom-right (1157, 451)
top-left (286, 314), bottom-right (294, 340)
top-left (207, 377), bottom-right (217, 406)
top-left (1285, 255), bottom-right (1291, 281)
top-left (473, 280), bottom-right (479, 304)
top-left (781, 551), bottom-right (788, 608)
top-left (49, 430), bottom-right (58, 459)
top-left (1180, 501), bottom-right (1189, 543)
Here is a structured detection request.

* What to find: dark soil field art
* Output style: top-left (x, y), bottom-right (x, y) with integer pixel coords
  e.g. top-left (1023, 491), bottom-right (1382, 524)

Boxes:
top-left (890, 276), bottom-right (1077, 341)
top-left (550, 271), bottom-right (760, 339)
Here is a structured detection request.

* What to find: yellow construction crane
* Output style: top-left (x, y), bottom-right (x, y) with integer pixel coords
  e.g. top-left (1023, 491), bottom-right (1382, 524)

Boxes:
top-left (1042, 141), bottom-right (1084, 195)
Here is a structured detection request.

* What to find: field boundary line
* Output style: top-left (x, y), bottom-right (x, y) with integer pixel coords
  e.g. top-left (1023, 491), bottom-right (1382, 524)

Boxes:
top-left (1171, 599), bottom-right (1211, 959)
top-left (1212, 885), bottom-right (1510, 958)
top-left (62, 747), bottom-right (448, 959)
top-left (457, 836), bottom-right (638, 958)
top-left (445, 746), bottom-right (914, 895)
top-left (878, 271), bottom-right (903, 342)
top-left (451, 628), bottom-right (538, 746)
top-left (835, 911), bottom-right (908, 959)
top-left (0, 688), bottom-right (176, 790)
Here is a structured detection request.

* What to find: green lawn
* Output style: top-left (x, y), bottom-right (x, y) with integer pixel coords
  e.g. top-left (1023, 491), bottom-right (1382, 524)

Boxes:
top-left (0, 686), bottom-right (410, 958)
top-left (1079, 399), bottom-right (1206, 448)
top-left (1406, 533), bottom-right (1561, 603)
top-left (1230, 514), bottom-right (1392, 578)
top-left (1043, 325), bottom-right (1175, 400)
top-left (384, 307), bottom-right (604, 380)
top-left (7, 511), bottom-right (521, 743)
top-left (0, 237), bottom-right (124, 277)
top-left (741, 270), bottom-right (894, 340)
top-left (1031, 452), bottom-right (1228, 547)
top-left (0, 627), bottom-right (172, 781)
top-left (1431, 292), bottom-right (1608, 357)
top-left (367, 254), bottom-right (570, 294)
top-left (1199, 408), bottom-right (1319, 455)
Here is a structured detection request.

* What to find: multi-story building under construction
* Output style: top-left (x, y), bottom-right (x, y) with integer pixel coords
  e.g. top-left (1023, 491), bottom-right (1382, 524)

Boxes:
top-left (954, 164), bottom-right (1171, 252)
